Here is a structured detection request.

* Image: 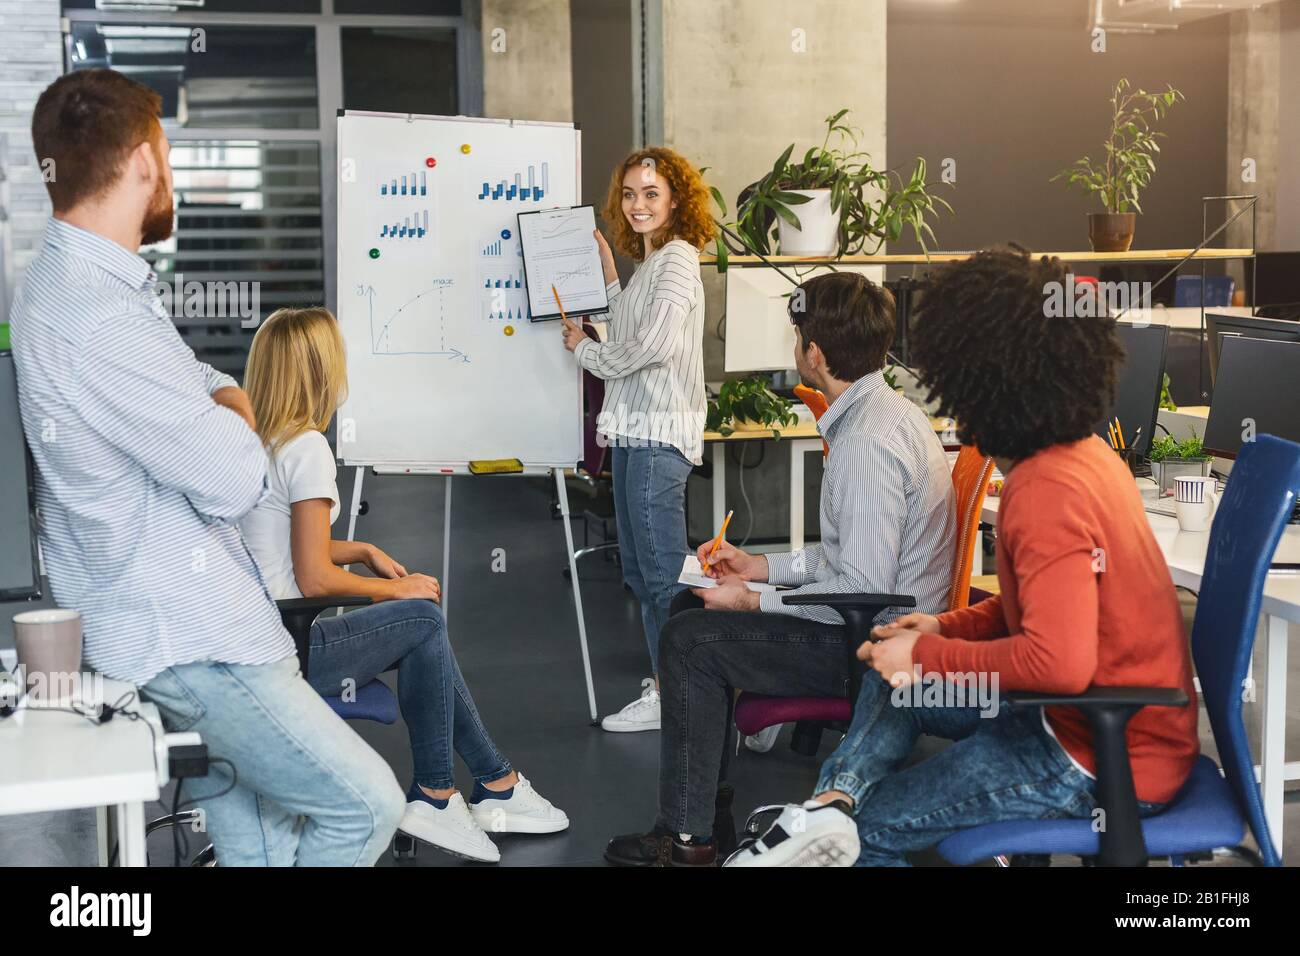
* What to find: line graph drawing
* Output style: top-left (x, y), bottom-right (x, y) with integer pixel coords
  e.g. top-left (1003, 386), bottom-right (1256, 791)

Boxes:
top-left (358, 282), bottom-right (468, 361)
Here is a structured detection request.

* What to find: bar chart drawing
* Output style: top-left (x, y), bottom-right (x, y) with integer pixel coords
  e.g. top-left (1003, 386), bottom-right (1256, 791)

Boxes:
top-left (379, 170), bottom-right (429, 197)
top-left (379, 208), bottom-right (430, 241)
top-left (480, 231), bottom-right (523, 258)
top-left (479, 162), bottom-right (549, 203)
top-left (479, 268), bottom-right (530, 324)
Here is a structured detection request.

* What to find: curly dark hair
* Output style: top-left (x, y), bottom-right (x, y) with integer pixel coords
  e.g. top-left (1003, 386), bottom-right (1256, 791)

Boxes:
top-left (909, 246), bottom-right (1123, 462)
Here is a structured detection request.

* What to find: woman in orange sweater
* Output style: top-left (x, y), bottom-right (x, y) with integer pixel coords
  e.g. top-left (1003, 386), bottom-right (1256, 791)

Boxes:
top-left (727, 247), bottom-right (1199, 868)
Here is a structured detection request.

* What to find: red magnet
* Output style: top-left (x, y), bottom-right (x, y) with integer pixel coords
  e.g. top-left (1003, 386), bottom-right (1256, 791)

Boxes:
top-left (425, 156), bottom-right (437, 168)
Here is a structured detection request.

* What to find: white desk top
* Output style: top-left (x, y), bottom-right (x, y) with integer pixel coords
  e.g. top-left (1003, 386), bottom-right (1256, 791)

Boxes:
top-left (980, 488), bottom-right (1300, 624)
top-left (0, 677), bottom-right (161, 816)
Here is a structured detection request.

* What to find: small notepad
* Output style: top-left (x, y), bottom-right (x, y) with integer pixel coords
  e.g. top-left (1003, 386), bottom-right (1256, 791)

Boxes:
top-left (679, 555), bottom-right (781, 593)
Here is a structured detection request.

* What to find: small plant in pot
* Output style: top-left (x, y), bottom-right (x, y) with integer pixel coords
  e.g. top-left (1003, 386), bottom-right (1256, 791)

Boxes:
top-left (1053, 78), bottom-right (1183, 252)
top-left (1147, 431), bottom-right (1210, 495)
top-left (706, 375), bottom-right (798, 438)
top-left (709, 109), bottom-right (952, 266)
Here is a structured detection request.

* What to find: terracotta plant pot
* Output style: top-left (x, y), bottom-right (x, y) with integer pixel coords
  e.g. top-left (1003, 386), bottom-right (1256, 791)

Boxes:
top-left (1088, 212), bottom-right (1137, 252)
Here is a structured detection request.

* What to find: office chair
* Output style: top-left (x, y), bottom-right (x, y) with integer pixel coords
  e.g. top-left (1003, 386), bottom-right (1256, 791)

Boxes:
top-left (937, 434), bottom-right (1299, 867)
top-left (1175, 275), bottom-right (1236, 309)
top-left (148, 596), bottom-right (400, 865)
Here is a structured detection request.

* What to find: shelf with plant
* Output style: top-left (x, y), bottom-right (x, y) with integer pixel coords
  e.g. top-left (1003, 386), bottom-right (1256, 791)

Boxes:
top-left (1052, 78), bottom-right (1183, 252)
top-left (706, 375), bottom-right (799, 438)
top-left (706, 109), bottom-right (952, 269)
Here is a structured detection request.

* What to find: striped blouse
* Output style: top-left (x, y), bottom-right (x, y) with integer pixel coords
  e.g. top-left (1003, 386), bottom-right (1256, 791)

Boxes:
top-left (9, 218), bottom-right (293, 686)
top-left (574, 238), bottom-right (707, 464)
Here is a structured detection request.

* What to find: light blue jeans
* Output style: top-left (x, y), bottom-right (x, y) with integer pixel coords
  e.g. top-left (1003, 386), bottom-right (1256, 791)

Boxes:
top-left (611, 443), bottom-right (694, 674)
top-left (142, 654), bottom-right (405, 866)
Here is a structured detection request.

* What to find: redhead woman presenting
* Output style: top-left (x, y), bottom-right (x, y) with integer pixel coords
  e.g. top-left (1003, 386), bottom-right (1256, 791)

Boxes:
top-left (560, 147), bottom-right (715, 733)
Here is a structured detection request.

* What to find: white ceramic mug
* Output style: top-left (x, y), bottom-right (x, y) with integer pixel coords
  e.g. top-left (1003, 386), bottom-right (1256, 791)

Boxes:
top-left (1174, 476), bottom-right (1218, 533)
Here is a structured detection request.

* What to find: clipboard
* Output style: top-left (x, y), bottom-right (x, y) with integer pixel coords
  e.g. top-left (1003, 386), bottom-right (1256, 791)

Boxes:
top-left (517, 205), bottom-right (611, 322)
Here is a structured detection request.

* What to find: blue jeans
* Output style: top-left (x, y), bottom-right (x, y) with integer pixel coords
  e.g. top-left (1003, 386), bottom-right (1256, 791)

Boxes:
top-left (142, 655), bottom-right (405, 866)
top-left (307, 599), bottom-right (512, 791)
top-left (611, 443), bottom-right (693, 673)
top-left (815, 671), bottom-right (1118, 866)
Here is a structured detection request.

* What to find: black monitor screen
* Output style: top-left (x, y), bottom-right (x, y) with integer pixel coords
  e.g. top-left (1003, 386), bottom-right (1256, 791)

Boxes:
top-left (1203, 337), bottom-right (1300, 458)
top-left (1095, 322), bottom-right (1167, 458)
top-left (1206, 312), bottom-right (1300, 382)
top-left (1, 353), bottom-right (41, 600)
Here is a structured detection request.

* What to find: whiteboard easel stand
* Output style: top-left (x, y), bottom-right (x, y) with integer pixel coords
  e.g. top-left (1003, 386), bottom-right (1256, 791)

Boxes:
top-left (342, 464), bottom-right (598, 723)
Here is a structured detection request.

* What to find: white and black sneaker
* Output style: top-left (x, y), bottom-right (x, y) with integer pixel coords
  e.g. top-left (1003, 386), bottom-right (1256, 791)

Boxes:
top-left (723, 799), bottom-right (859, 867)
top-left (398, 785), bottom-right (500, 863)
top-left (743, 723), bottom-right (783, 753)
top-left (469, 773), bottom-right (569, 834)
top-left (600, 677), bottom-right (661, 733)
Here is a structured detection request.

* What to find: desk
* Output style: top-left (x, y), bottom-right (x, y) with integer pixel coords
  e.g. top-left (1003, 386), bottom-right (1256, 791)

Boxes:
top-left (980, 493), bottom-right (1300, 857)
top-left (703, 416), bottom-right (959, 550)
top-left (0, 672), bottom-right (164, 867)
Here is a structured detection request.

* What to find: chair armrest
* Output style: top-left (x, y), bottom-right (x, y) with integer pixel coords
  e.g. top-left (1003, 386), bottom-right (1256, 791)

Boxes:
top-left (275, 596), bottom-right (374, 680)
top-left (1011, 684), bottom-right (1188, 867)
top-left (779, 592), bottom-right (917, 704)
top-left (1007, 687), bottom-right (1189, 709)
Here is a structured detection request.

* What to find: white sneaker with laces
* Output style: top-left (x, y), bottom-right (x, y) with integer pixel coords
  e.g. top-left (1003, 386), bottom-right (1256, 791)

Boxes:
top-left (398, 791), bottom-right (500, 863)
top-left (744, 723), bottom-right (783, 753)
top-left (600, 678), bottom-right (661, 733)
top-left (469, 773), bottom-right (569, 834)
top-left (723, 799), bottom-right (859, 868)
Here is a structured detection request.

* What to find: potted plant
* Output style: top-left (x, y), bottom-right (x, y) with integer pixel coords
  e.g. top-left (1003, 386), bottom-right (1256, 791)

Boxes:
top-left (706, 375), bottom-right (799, 438)
top-left (1147, 431), bottom-right (1210, 495)
top-left (709, 109), bottom-right (952, 266)
top-left (1053, 79), bottom-right (1182, 252)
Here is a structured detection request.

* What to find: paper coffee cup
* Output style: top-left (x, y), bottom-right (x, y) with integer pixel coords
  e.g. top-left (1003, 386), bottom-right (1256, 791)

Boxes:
top-left (12, 608), bottom-right (83, 704)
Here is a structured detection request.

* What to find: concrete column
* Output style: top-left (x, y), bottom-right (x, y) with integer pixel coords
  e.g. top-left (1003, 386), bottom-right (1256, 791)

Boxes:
top-left (1225, 4), bottom-right (1281, 258)
top-left (642, 0), bottom-right (888, 379)
top-left (476, 0), bottom-right (574, 123)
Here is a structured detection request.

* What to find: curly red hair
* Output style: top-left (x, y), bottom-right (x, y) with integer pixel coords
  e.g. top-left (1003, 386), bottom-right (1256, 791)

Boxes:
top-left (602, 146), bottom-right (716, 261)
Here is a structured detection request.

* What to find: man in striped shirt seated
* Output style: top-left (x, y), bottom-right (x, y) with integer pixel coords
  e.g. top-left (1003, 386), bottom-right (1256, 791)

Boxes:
top-left (604, 272), bottom-right (957, 867)
top-left (10, 69), bottom-right (403, 865)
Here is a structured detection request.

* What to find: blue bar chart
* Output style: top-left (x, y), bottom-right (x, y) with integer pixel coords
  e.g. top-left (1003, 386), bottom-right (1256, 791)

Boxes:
top-left (479, 162), bottom-right (549, 202)
top-left (379, 208), bottom-right (430, 241)
top-left (380, 170), bottom-right (429, 197)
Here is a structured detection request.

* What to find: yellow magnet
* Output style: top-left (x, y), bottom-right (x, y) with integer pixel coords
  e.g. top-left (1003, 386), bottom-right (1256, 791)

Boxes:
top-left (503, 325), bottom-right (515, 336)
top-left (460, 143), bottom-right (472, 154)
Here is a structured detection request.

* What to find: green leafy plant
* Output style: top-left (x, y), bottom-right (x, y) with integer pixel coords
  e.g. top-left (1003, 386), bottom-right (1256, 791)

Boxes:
top-left (1158, 372), bottom-right (1177, 412)
top-left (708, 110), bottom-right (952, 268)
top-left (706, 375), bottom-right (798, 438)
top-left (1147, 432), bottom-right (1206, 463)
top-left (883, 364), bottom-right (899, 391)
top-left (1053, 79), bottom-right (1183, 214)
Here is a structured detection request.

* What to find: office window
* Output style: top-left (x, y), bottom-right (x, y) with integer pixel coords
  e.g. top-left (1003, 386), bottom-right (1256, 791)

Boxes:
top-left (144, 141), bottom-right (324, 377)
top-left (68, 22), bottom-right (318, 129)
top-left (341, 27), bottom-right (458, 116)
top-left (335, 0), bottom-right (461, 14)
top-left (63, 1), bottom-right (321, 12)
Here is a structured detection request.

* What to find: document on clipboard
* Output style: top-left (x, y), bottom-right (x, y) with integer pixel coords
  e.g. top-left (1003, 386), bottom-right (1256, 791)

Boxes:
top-left (518, 205), bottom-right (610, 321)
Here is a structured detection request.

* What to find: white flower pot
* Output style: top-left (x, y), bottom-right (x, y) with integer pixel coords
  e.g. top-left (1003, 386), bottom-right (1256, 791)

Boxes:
top-left (776, 188), bottom-right (839, 257)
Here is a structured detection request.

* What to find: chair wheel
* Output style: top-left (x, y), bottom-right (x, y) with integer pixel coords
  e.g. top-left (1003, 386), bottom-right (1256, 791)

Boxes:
top-left (393, 833), bottom-right (418, 860)
top-left (193, 844), bottom-right (217, 867)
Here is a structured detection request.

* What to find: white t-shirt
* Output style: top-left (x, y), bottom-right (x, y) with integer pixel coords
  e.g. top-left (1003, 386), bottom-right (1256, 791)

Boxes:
top-left (239, 430), bottom-right (340, 600)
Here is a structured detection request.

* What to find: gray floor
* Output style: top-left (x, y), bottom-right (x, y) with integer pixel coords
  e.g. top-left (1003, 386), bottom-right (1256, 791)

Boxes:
top-left (2, 470), bottom-right (1297, 867)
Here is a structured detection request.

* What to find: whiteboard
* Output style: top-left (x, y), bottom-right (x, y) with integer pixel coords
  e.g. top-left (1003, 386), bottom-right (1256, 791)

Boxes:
top-left (335, 111), bottom-right (584, 470)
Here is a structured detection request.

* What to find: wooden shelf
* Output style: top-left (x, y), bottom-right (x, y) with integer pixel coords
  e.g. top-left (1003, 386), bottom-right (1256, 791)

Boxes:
top-left (701, 248), bottom-right (1254, 267)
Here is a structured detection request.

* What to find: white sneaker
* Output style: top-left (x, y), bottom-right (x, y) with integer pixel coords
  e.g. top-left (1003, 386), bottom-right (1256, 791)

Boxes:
top-left (469, 773), bottom-right (569, 834)
top-left (398, 790), bottom-right (500, 863)
top-left (744, 723), bottom-right (783, 753)
top-left (723, 800), bottom-right (859, 868)
top-left (601, 678), bottom-right (661, 733)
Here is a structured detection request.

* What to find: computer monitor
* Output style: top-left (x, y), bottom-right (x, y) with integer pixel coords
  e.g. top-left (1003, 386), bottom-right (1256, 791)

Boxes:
top-left (1202, 336), bottom-right (1300, 459)
top-left (0, 352), bottom-right (40, 601)
top-left (1250, 251), bottom-right (1300, 310)
top-left (1094, 322), bottom-right (1167, 458)
top-left (1206, 312), bottom-right (1300, 382)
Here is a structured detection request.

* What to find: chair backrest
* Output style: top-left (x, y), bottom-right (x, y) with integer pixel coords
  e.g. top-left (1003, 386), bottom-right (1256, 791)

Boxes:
top-left (947, 446), bottom-right (995, 611)
top-left (1175, 274), bottom-right (1236, 308)
top-left (794, 384), bottom-right (829, 458)
top-left (1189, 434), bottom-right (1300, 867)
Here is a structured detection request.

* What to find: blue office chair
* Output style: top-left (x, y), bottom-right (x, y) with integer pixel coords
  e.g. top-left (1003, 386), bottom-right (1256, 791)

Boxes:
top-left (1174, 275), bottom-right (1235, 309)
top-left (938, 434), bottom-right (1299, 867)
